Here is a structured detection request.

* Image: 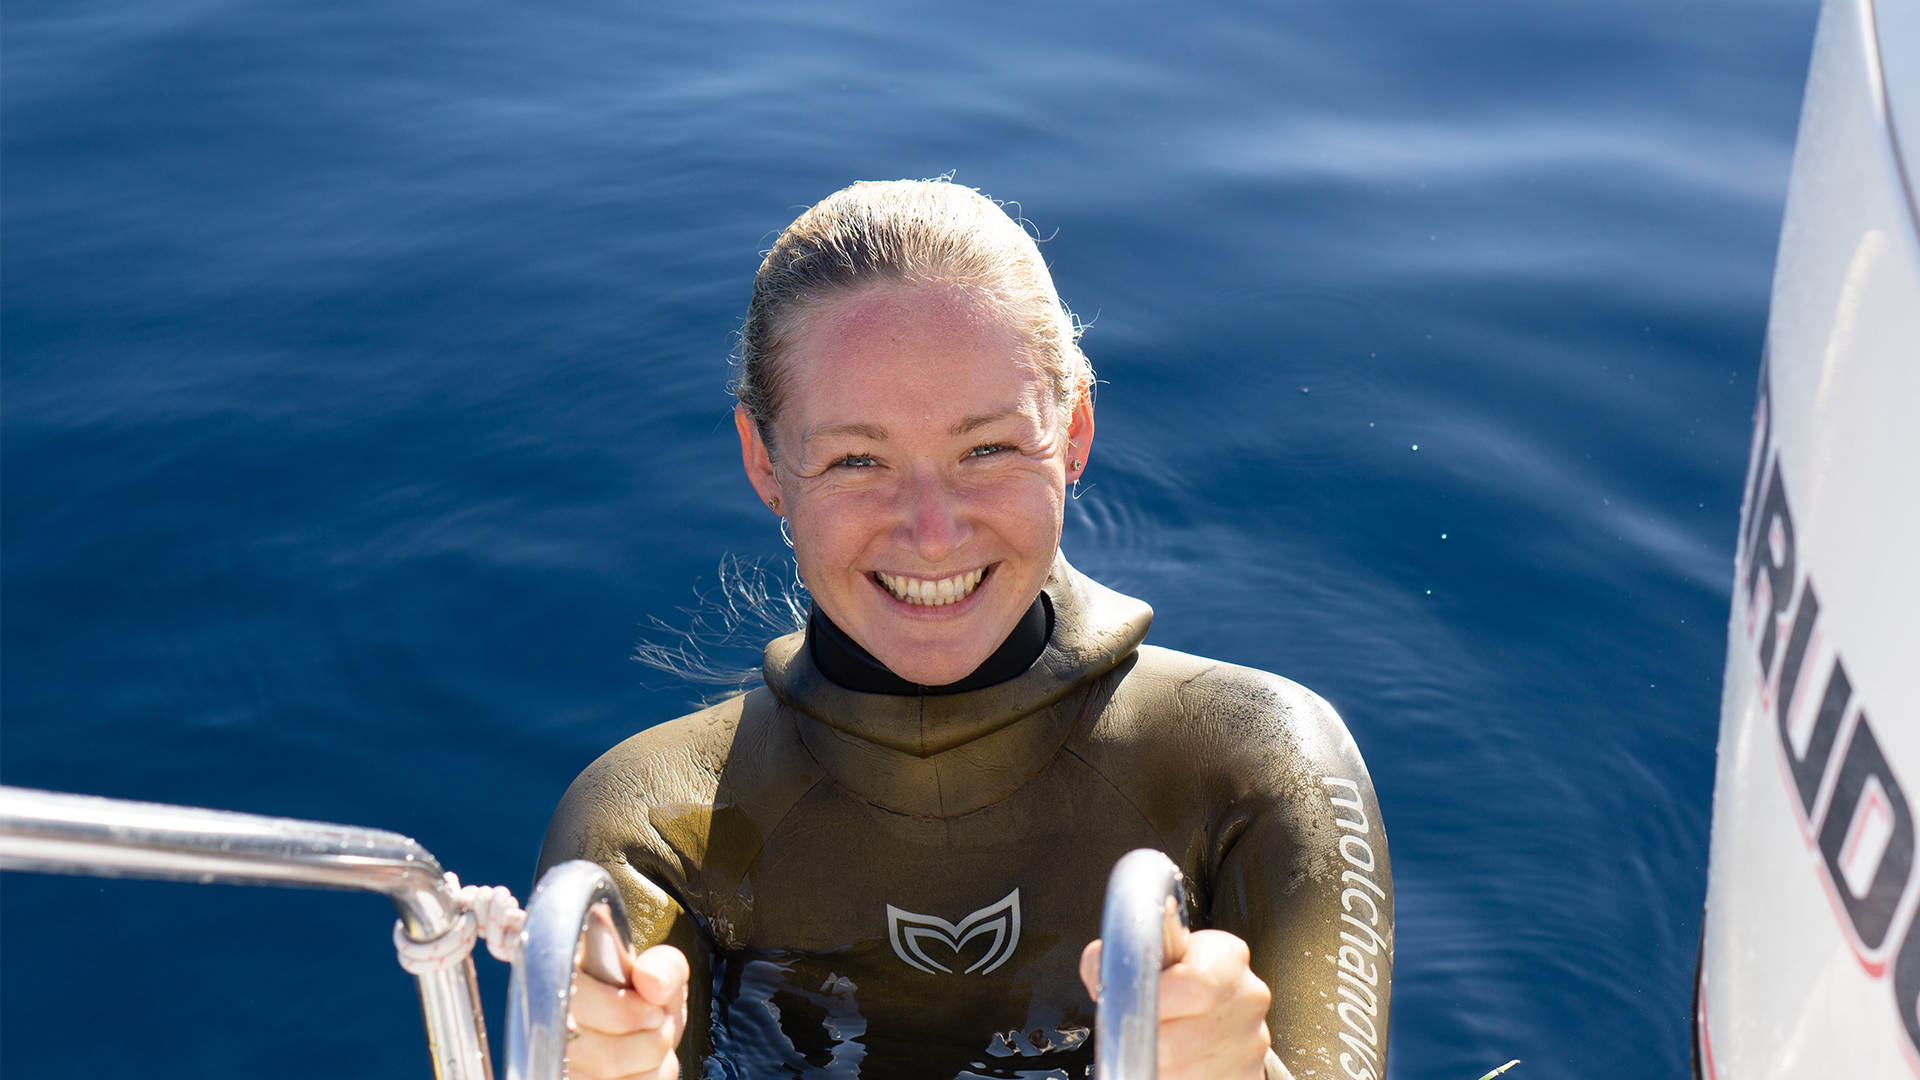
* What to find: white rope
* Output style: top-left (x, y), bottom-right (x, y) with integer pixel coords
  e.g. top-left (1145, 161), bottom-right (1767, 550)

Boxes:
top-left (392, 871), bottom-right (527, 976)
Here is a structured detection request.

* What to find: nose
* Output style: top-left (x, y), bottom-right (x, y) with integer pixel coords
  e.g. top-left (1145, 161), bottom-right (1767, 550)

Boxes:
top-left (895, 466), bottom-right (971, 563)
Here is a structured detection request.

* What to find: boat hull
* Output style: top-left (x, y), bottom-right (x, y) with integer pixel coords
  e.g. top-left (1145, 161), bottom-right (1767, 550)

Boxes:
top-left (1697, 0), bottom-right (1920, 1074)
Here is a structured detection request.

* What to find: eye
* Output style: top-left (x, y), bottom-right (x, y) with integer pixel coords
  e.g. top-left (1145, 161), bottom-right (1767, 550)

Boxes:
top-left (966, 443), bottom-right (1012, 459)
top-left (833, 453), bottom-right (878, 469)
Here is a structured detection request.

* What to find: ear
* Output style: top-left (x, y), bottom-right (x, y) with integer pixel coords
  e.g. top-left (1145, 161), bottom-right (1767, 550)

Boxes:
top-left (1065, 386), bottom-right (1096, 480)
top-left (736, 405), bottom-right (782, 513)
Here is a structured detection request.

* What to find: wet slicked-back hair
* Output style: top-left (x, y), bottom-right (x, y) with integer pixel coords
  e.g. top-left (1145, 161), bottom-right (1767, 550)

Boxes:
top-left (735, 179), bottom-right (1092, 456)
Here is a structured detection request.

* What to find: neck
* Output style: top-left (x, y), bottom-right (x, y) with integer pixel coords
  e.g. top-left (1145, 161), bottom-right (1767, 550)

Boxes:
top-left (808, 594), bottom-right (1053, 696)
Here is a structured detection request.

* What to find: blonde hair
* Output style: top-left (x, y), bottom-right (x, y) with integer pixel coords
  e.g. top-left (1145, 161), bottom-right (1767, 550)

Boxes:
top-left (735, 179), bottom-right (1092, 455)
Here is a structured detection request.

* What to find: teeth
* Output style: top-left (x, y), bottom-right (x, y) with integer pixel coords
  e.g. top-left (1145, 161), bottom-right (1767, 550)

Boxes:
top-left (875, 568), bottom-right (986, 607)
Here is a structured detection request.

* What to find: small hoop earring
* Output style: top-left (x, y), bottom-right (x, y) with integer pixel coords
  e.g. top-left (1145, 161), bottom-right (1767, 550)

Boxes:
top-left (779, 517), bottom-right (794, 549)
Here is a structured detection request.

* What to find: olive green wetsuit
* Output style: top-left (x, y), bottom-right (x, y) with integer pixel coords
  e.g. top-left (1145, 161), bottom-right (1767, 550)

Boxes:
top-left (538, 555), bottom-right (1393, 1080)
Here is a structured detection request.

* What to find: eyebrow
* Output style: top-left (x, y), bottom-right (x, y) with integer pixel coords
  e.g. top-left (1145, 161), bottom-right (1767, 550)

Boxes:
top-left (950, 410), bottom-right (1017, 436)
top-left (804, 410), bottom-right (1020, 445)
top-left (806, 422), bottom-right (890, 443)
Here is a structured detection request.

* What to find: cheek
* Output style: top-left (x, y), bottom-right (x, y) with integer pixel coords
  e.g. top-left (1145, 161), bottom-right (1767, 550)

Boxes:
top-left (787, 498), bottom-right (883, 577)
top-left (970, 476), bottom-right (1066, 551)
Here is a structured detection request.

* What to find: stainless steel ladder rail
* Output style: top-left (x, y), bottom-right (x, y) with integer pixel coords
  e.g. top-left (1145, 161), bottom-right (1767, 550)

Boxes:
top-left (1095, 848), bottom-right (1191, 1080)
top-left (5, 786), bottom-right (1212, 1080)
top-left (0, 785), bottom-right (493, 1080)
top-left (505, 859), bottom-right (632, 1080)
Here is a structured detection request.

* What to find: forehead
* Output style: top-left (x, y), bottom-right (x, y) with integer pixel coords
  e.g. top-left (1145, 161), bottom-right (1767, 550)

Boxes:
top-left (780, 283), bottom-right (1053, 430)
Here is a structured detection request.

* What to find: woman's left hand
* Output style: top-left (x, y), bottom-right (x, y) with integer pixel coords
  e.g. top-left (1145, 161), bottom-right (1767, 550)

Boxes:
top-left (1079, 929), bottom-right (1274, 1080)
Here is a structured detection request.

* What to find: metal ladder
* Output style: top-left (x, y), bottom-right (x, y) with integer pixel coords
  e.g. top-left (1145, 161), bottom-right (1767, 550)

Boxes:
top-left (0, 785), bottom-right (1188, 1080)
top-left (0, 785), bottom-right (623, 1080)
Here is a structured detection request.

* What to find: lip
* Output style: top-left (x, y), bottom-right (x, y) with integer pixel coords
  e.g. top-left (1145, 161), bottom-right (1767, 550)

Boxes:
top-left (868, 563), bottom-right (996, 616)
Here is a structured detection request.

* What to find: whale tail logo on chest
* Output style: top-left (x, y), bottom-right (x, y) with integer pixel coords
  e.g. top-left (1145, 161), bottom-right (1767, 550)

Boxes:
top-left (886, 889), bottom-right (1021, 974)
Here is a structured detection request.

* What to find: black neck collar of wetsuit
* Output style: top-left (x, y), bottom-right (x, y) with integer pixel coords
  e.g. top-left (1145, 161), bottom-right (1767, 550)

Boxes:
top-left (762, 554), bottom-right (1153, 758)
top-left (807, 592), bottom-right (1054, 696)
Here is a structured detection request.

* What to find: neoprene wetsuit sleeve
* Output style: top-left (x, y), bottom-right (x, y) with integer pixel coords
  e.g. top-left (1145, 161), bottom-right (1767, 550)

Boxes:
top-left (1206, 677), bottom-right (1393, 1080)
top-left (1076, 647), bottom-right (1392, 1079)
top-left (535, 732), bottom-right (726, 1069)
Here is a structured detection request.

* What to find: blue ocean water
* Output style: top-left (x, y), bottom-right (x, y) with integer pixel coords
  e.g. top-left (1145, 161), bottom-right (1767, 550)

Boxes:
top-left (1, 0), bottom-right (1817, 1076)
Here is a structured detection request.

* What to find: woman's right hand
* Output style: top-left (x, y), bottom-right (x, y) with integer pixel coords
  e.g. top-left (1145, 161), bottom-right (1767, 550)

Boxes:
top-left (566, 944), bottom-right (690, 1080)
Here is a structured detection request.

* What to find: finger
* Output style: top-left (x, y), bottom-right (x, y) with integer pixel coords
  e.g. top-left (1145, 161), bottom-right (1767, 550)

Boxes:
top-left (1159, 965), bottom-right (1270, 1034)
top-left (578, 903), bottom-right (632, 987)
top-left (1156, 935), bottom-right (1271, 1080)
top-left (1079, 939), bottom-right (1102, 1000)
top-left (570, 970), bottom-right (668, 1036)
top-left (630, 944), bottom-right (691, 1008)
top-left (1158, 1008), bottom-right (1271, 1080)
top-left (1158, 930), bottom-right (1253, 1019)
top-left (1152, 960), bottom-right (1259, 1037)
top-left (565, 1024), bottom-right (676, 1080)
top-left (1157, 977), bottom-right (1270, 1056)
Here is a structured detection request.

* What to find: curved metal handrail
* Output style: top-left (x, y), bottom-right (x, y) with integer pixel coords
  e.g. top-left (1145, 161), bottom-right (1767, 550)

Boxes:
top-left (505, 859), bottom-right (633, 1080)
top-left (0, 785), bottom-right (492, 1080)
top-left (1095, 848), bottom-right (1191, 1080)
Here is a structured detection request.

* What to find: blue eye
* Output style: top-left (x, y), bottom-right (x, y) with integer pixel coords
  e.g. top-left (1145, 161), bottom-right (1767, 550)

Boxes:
top-left (967, 444), bottom-right (1010, 458)
top-left (836, 454), bottom-right (877, 468)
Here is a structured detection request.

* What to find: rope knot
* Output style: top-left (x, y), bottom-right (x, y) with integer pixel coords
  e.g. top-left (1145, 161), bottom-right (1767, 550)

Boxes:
top-left (391, 871), bottom-right (527, 976)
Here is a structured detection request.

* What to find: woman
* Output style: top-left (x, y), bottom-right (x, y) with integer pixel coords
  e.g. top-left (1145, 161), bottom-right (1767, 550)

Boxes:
top-left (538, 180), bottom-right (1392, 1080)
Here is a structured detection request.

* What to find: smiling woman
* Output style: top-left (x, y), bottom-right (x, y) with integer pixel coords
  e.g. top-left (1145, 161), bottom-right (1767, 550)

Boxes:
top-left (740, 277), bottom-right (1088, 686)
top-left (536, 180), bottom-right (1393, 1080)
top-left (734, 181), bottom-right (1094, 687)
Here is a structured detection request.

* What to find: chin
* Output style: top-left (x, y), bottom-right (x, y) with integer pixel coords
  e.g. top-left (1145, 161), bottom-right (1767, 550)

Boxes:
top-left (870, 630), bottom-right (997, 686)
top-left (878, 649), bottom-right (987, 687)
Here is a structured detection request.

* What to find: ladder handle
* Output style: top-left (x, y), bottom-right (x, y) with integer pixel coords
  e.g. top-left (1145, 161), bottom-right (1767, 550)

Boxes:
top-left (1095, 848), bottom-right (1190, 1080)
top-left (505, 859), bottom-right (633, 1080)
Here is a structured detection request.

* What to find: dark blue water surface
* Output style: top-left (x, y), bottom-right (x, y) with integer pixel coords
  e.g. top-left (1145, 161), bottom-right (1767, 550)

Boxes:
top-left (3, 1), bottom-right (1818, 1076)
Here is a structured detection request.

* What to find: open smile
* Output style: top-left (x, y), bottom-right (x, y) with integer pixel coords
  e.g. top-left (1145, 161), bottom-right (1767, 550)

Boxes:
top-left (872, 566), bottom-right (990, 607)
